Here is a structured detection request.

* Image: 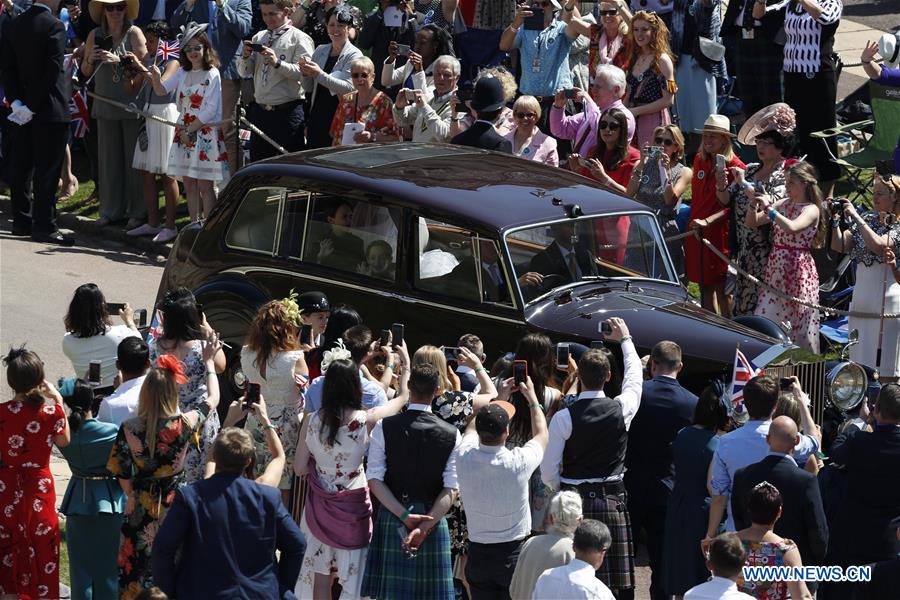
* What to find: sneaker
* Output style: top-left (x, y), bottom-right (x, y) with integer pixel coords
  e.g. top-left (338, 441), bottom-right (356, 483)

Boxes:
top-left (126, 223), bottom-right (161, 237)
top-left (152, 227), bottom-right (178, 243)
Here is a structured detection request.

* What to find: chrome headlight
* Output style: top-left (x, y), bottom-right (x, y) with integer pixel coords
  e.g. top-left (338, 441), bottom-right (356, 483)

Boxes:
top-left (826, 362), bottom-right (867, 411)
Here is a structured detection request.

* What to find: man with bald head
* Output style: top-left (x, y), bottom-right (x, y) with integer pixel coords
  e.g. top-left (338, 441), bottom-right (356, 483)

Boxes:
top-left (731, 416), bottom-right (829, 571)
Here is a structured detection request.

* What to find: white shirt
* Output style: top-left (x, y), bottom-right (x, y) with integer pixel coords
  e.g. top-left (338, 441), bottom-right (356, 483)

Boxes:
top-left (97, 375), bottom-right (146, 426)
top-left (532, 558), bottom-right (614, 600)
top-left (684, 576), bottom-right (755, 600)
top-left (541, 339), bottom-right (642, 489)
top-left (392, 89), bottom-right (456, 142)
top-left (457, 434), bottom-right (544, 543)
top-left (366, 403), bottom-right (461, 490)
top-left (62, 325), bottom-right (140, 388)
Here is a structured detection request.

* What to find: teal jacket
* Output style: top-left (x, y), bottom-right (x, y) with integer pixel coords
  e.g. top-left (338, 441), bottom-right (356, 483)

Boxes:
top-left (59, 419), bottom-right (126, 516)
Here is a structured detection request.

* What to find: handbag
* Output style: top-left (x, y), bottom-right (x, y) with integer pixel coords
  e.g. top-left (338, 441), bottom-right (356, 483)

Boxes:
top-left (693, 36), bottom-right (725, 73)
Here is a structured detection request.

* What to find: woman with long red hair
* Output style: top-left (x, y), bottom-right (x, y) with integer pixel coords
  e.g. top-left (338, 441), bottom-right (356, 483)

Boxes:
top-left (623, 10), bottom-right (676, 148)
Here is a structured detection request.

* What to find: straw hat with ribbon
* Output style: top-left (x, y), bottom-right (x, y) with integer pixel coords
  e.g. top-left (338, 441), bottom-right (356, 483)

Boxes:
top-left (738, 102), bottom-right (797, 146)
top-left (177, 22), bottom-right (209, 49)
top-left (694, 114), bottom-right (736, 138)
top-left (89, 0), bottom-right (139, 25)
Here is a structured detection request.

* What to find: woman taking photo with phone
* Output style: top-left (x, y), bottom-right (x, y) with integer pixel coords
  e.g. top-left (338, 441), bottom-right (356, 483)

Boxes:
top-left (107, 337), bottom-right (220, 599)
top-left (831, 174), bottom-right (900, 381)
top-left (79, 0), bottom-right (147, 229)
top-left (62, 283), bottom-right (140, 394)
top-left (329, 56), bottom-right (399, 146)
top-left (626, 124), bottom-right (692, 275)
top-left (623, 10), bottom-right (675, 148)
top-left (148, 24), bottom-right (228, 224)
top-left (382, 24), bottom-right (453, 92)
top-left (747, 160), bottom-right (825, 353)
top-left (0, 347), bottom-right (70, 600)
top-left (240, 298), bottom-right (310, 504)
top-left (149, 287), bottom-right (226, 482)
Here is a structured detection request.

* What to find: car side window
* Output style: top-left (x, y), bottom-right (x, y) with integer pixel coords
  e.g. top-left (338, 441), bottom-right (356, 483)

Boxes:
top-left (414, 217), bottom-right (513, 306)
top-left (301, 195), bottom-right (400, 281)
top-left (225, 187), bottom-right (284, 254)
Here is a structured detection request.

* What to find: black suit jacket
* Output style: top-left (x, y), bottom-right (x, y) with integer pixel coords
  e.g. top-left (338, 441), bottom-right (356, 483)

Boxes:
top-left (451, 120), bottom-right (513, 153)
top-left (0, 4), bottom-right (68, 122)
top-left (721, 0), bottom-right (787, 41)
top-left (529, 241), bottom-right (598, 283)
top-left (853, 557), bottom-right (900, 600)
top-left (624, 376), bottom-right (698, 503)
top-left (732, 454), bottom-right (829, 565)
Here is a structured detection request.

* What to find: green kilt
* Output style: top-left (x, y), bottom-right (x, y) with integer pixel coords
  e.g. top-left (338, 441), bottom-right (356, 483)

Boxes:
top-left (361, 503), bottom-right (455, 600)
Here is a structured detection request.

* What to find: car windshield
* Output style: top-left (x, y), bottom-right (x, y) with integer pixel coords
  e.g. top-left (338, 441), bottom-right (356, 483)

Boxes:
top-left (505, 213), bottom-right (678, 302)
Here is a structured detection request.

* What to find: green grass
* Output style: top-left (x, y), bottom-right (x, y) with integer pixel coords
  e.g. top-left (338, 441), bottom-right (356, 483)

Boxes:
top-left (60, 519), bottom-right (70, 588)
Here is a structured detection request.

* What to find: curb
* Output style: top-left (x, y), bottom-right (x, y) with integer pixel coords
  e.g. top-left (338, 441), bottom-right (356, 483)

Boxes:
top-left (0, 195), bottom-right (173, 261)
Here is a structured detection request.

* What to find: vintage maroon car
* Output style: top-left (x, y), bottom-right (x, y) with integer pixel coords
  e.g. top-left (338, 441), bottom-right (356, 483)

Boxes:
top-left (155, 143), bottom-right (867, 419)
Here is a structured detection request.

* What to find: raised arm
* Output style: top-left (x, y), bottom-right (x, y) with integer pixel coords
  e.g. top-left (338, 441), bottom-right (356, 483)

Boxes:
top-left (252, 397), bottom-right (286, 488)
top-left (456, 346), bottom-right (497, 411)
top-left (500, 5), bottom-right (529, 52)
top-left (842, 202), bottom-right (892, 255)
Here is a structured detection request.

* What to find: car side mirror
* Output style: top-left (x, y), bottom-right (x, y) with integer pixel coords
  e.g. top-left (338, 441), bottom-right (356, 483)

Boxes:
top-left (841, 328), bottom-right (860, 361)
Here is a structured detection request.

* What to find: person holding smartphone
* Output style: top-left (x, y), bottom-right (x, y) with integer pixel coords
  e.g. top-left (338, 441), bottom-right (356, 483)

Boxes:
top-left (381, 23), bottom-right (451, 95)
top-left (392, 54), bottom-right (460, 142)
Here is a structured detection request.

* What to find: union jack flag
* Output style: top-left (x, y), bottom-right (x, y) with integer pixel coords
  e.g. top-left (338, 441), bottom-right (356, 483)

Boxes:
top-left (69, 89), bottom-right (89, 138)
top-left (730, 348), bottom-right (762, 414)
top-left (156, 39), bottom-right (180, 63)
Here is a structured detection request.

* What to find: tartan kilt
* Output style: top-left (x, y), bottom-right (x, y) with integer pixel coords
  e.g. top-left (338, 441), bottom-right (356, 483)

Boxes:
top-left (735, 34), bottom-right (784, 118)
top-left (361, 503), bottom-right (455, 600)
top-left (577, 488), bottom-right (635, 591)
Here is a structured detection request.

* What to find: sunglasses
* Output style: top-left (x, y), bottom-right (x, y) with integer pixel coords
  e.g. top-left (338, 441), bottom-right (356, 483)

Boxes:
top-left (599, 9), bottom-right (618, 16)
top-left (598, 121), bottom-right (620, 131)
top-left (104, 4), bottom-right (127, 11)
top-left (184, 45), bottom-right (204, 53)
top-left (653, 137), bottom-right (674, 146)
top-left (351, 72), bottom-right (372, 78)
top-left (515, 111), bottom-right (538, 119)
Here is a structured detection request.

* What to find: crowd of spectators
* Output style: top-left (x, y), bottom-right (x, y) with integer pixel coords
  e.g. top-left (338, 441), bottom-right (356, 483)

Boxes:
top-left (2, 282), bottom-right (900, 600)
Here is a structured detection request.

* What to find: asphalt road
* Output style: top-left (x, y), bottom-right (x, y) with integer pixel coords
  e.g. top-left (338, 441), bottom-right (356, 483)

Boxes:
top-left (0, 215), bottom-right (165, 396)
top-left (842, 0), bottom-right (899, 34)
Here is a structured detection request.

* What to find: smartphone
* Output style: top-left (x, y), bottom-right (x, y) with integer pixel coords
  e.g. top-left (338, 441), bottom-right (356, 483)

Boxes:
top-left (88, 360), bottom-right (102, 384)
top-left (106, 302), bottom-right (126, 314)
top-left (457, 86), bottom-right (473, 104)
top-left (249, 43), bottom-right (264, 52)
top-left (590, 340), bottom-right (605, 350)
top-left (564, 88), bottom-right (576, 100)
top-left (244, 382), bottom-right (261, 408)
top-left (121, 55), bottom-right (134, 67)
top-left (135, 309), bottom-right (148, 328)
top-left (513, 360), bottom-right (528, 385)
top-left (396, 43), bottom-right (411, 57)
top-left (391, 323), bottom-right (404, 347)
top-left (577, 156), bottom-right (592, 169)
top-left (98, 36), bottom-right (114, 51)
top-left (556, 343), bottom-right (570, 369)
top-left (404, 89), bottom-right (416, 102)
top-left (524, 7), bottom-right (544, 30)
top-left (300, 324), bottom-right (313, 346)
top-left (601, 321), bottom-right (613, 335)
top-left (443, 346), bottom-right (459, 362)
top-left (715, 153), bottom-right (726, 172)
top-left (779, 377), bottom-right (793, 391)
top-left (649, 145), bottom-right (663, 159)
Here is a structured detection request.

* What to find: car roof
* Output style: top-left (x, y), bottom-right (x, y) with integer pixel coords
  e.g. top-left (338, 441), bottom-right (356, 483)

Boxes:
top-left (241, 143), bottom-right (650, 232)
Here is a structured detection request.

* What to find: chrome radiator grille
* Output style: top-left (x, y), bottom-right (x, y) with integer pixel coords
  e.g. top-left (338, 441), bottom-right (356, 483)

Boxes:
top-left (763, 361), bottom-right (827, 424)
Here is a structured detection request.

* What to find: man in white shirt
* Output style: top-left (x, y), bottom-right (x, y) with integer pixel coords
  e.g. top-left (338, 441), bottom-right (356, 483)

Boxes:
top-left (457, 378), bottom-right (548, 599)
top-left (237, 0), bottom-right (313, 161)
top-left (541, 317), bottom-right (642, 600)
top-left (97, 337), bottom-right (150, 426)
top-left (684, 533), bottom-right (754, 599)
top-left (533, 519), bottom-right (615, 600)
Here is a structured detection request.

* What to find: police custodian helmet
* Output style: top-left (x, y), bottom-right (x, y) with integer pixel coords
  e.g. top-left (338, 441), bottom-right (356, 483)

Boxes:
top-left (297, 291), bottom-right (331, 314)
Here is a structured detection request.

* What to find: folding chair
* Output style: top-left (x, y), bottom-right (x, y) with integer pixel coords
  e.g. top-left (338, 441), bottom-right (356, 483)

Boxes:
top-left (811, 81), bottom-right (900, 203)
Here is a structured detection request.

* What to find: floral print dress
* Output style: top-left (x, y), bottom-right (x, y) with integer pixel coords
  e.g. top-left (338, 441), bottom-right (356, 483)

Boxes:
top-left (432, 390), bottom-right (475, 555)
top-left (329, 90), bottom-right (398, 146)
top-left (149, 338), bottom-right (221, 483)
top-left (728, 163), bottom-right (784, 316)
top-left (754, 202), bottom-right (821, 352)
top-left (106, 403), bottom-right (210, 600)
top-left (0, 400), bottom-right (66, 600)
top-left (163, 66), bottom-right (228, 182)
top-left (297, 410), bottom-right (369, 599)
top-left (737, 538), bottom-right (797, 599)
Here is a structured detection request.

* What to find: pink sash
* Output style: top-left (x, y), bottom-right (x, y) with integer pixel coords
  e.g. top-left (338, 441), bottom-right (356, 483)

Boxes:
top-left (303, 457), bottom-right (372, 550)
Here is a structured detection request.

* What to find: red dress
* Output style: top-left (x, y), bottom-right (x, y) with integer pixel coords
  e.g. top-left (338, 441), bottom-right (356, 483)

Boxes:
top-left (329, 90), bottom-right (399, 146)
top-left (0, 399), bottom-right (66, 599)
top-left (684, 153), bottom-right (746, 286)
top-left (578, 146), bottom-right (640, 264)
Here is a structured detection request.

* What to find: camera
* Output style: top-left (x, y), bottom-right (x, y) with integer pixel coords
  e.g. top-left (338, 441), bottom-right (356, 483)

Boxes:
top-left (779, 377), bottom-right (794, 391)
top-left (249, 43), bottom-right (264, 52)
top-left (648, 146), bottom-right (663, 159)
top-left (829, 198), bottom-right (848, 217)
top-left (121, 55), bottom-right (134, 68)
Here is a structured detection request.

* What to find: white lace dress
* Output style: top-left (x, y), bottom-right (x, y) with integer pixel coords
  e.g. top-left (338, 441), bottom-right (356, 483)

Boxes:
top-left (239, 346), bottom-right (307, 488)
top-left (296, 410), bottom-right (369, 600)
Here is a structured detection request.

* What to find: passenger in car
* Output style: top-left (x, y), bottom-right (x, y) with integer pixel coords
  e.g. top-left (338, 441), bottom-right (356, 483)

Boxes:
top-left (357, 239), bottom-right (395, 280)
top-left (307, 200), bottom-right (366, 272)
top-left (529, 222), bottom-right (599, 285)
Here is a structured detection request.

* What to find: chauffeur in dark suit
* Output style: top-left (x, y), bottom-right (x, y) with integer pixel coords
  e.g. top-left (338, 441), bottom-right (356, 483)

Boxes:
top-left (529, 221), bottom-right (598, 283)
top-left (1, 0), bottom-right (74, 244)
top-left (624, 341), bottom-right (698, 600)
top-left (152, 428), bottom-right (306, 599)
top-left (731, 416), bottom-right (829, 570)
top-left (451, 76), bottom-right (513, 154)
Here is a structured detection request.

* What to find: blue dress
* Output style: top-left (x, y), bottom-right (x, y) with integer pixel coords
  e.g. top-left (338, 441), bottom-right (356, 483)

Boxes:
top-left (59, 419), bottom-right (126, 600)
top-left (662, 426), bottom-right (720, 596)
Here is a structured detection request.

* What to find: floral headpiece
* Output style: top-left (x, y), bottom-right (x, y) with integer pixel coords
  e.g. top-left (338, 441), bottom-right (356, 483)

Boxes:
top-left (320, 339), bottom-right (352, 374)
top-left (157, 354), bottom-right (189, 384)
top-left (758, 104), bottom-right (796, 137)
top-left (279, 289), bottom-right (302, 328)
